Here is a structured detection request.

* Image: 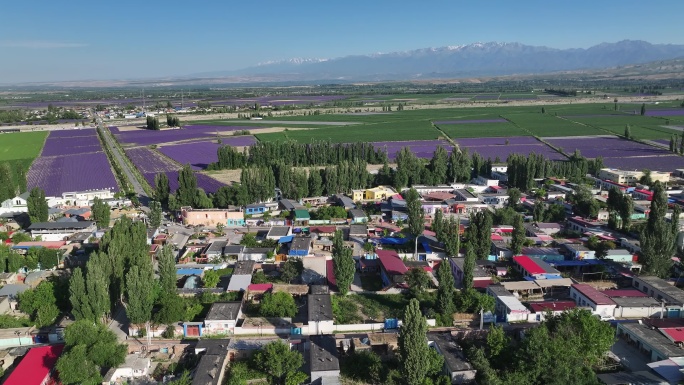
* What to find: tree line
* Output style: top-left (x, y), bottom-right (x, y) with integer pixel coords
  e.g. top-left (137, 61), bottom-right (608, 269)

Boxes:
top-left (507, 151), bottom-right (604, 192)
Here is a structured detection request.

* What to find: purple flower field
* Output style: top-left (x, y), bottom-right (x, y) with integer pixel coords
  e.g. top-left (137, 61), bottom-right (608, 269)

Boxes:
top-left (456, 137), bottom-right (565, 161)
top-left (158, 141), bottom-right (222, 170)
top-left (141, 171), bottom-right (225, 194)
top-left (645, 109), bottom-right (684, 117)
top-left (41, 134), bottom-right (102, 157)
top-left (112, 126), bottom-right (258, 146)
top-left (433, 119), bottom-right (507, 125)
top-left (371, 140), bottom-right (453, 160)
top-left (546, 136), bottom-right (671, 159)
top-left (182, 125), bottom-right (254, 131)
top-left (210, 95), bottom-right (347, 107)
top-left (27, 152), bottom-right (119, 196)
top-left (47, 129), bottom-right (97, 138)
top-left (603, 156), bottom-right (684, 172)
top-left (125, 147), bottom-right (180, 174)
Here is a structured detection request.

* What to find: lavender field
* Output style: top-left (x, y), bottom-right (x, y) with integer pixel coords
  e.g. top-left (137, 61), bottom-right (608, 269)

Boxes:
top-left (111, 125), bottom-right (257, 146)
top-left (456, 137), bottom-right (565, 161)
top-left (26, 129), bottom-right (119, 195)
top-left (645, 109), bottom-right (684, 117)
top-left (27, 152), bottom-right (118, 196)
top-left (547, 136), bottom-right (684, 171)
top-left (141, 171), bottom-right (226, 194)
top-left (371, 140), bottom-right (453, 160)
top-left (158, 141), bottom-right (222, 170)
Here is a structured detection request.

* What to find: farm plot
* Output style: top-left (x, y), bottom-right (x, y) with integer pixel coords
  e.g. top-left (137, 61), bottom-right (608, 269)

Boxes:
top-left (27, 152), bottom-right (119, 196)
top-left (456, 137), bottom-right (565, 161)
top-left (503, 113), bottom-right (604, 137)
top-left (437, 121), bottom-right (528, 138)
top-left (158, 141), bottom-right (222, 170)
top-left (112, 125), bottom-right (255, 146)
top-left (41, 131), bottom-right (102, 156)
top-left (371, 140), bottom-right (453, 160)
top-left (645, 109), bottom-right (684, 117)
top-left (256, 120), bottom-right (442, 143)
top-left (0, 131), bottom-right (48, 162)
top-left (563, 116), bottom-right (680, 140)
top-left (141, 171), bottom-right (226, 194)
top-left (545, 136), bottom-right (683, 172)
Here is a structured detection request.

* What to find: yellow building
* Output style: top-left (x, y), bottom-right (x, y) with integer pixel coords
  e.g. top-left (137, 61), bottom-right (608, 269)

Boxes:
top-left (351, 190), bottom-right (365, 202)
top-left (598, 168), bottom-right (670, 186)
top-left (365, 186), bottom-right (395, 201)
top-left (181, 207), bottom-right (245, 227)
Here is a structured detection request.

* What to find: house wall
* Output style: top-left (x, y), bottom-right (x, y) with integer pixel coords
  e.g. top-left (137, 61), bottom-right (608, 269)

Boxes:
top-left (616, 324), bottom-right (670, 362)
top-left (311, 370), bottom-right (341, 384)
top-left (569, 287), bottom-right (616, 316)
top-left (204, 320), bottom-right (238, 335)
top-left (449, 369), bottom-right (477, 385)
top-left (182, 209), bottom-right (244, 227)
top-left (309, 320), bottom-right (335, 335)
top-left (614, 306), bottom-right (664, 319)
top-left (632, 278), bottom-right (684, 311)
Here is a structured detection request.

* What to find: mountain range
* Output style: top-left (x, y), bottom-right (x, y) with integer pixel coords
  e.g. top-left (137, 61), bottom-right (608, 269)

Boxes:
top-left (193, 40), bottom-right (684, 81)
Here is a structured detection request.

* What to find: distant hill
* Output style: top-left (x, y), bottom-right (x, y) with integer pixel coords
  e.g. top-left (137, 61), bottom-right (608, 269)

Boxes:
top-left (193, 40), bottom-right (684, 81)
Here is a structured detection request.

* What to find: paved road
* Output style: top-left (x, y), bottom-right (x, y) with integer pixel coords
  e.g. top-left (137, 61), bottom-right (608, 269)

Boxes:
top-left (94, 112), bottom-right (149, 206)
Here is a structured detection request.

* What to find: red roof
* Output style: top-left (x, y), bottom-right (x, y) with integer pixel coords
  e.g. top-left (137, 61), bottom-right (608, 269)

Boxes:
top-left (377, 249), bottom-right (408, 276)
top-left (602, 289), bottom-right (649, 298)
top-left (327, 259), bottom-right (337, 288)
top-left (472, 279), bottom-right (493, 289)
top-left (248, 283), bottom-right (273, 292)
top-left (634, 189), bottom-right (653, 196)
top-left (422, 229), bottom-right (436, 237)
top-left (15, 241), bottom-right (66, 249)
top-left (661, 328), bottom-right (684, 344)
top-left (422, 266), bottom-right (433, 273)
top-left (571, 284), bottom-right (616, 306)
top-left (310, 226), bottom-right (336, 234)
top-left (528, 300), bottom-right (576, 313)
top-left (513, 255), bottom-right (546, 275)
top-left (5, 344), bottom-right (64, 385)
top-left (491, 234), bottom-right (504, 241)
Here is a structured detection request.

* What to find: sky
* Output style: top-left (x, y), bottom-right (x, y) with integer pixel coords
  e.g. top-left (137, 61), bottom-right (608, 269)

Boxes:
top-left (1, 0), bottom-right (682, 83)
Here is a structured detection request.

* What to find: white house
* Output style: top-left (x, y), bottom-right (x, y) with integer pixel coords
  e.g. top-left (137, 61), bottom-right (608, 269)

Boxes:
top-left (570, 284), bottom-right (616, 319)
top-left (28, 221), bottom-right (96, 242)
top-left (308, 294), bottom-right (334, 335)
top-left (102, 355), bottom-right (151, 383)
top-left (0, 192), bottom-right (29, 215)
top-left (203, 302), bottom-right (243, 335)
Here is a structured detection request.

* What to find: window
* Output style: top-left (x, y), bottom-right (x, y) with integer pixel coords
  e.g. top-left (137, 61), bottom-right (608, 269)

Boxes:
top-left (572, 293), bottom-right (576, 299)
top-left (634, 282), bottom-right (639, 289)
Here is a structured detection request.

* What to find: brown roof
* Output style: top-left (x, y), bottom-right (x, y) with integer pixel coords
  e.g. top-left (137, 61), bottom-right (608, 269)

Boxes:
top-left (272, 284), bottom-right (309, 296)
top-left (423, 192), bottom-right (456, 201)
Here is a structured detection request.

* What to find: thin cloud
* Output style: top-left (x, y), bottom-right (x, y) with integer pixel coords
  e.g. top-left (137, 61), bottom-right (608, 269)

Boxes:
top-left (0, 40), bottom-right (88, 49)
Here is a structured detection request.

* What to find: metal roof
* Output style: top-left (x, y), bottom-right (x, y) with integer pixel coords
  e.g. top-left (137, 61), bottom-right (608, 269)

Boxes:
top-left (308, 294), bottom-right (333, 322)
top-left (310, 335), bottom-right (340, 373)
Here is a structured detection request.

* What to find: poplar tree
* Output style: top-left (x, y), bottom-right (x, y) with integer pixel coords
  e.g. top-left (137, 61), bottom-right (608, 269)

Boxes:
top-left (405, 188), bottom-right (425, 239)
top-left (27, 187), bottom-right (48, 223)
top-left (308, 169), bottom-right (323, 197)
top-left (149, 200), bottom-right (162, 228)
top-left (510, 214), bottom-right (526, 255)
top-left (125, 264), bottom-right (155, 326)
top-left (432, 209), bottom-right (444, 240)
top-left (91, 197), bottom-right (111, 228)
top-left (154, 172), bottom-right (170, 207)
top-left (436, 261), bottom-right (455, 316)
top-left (618, 194), bottom-right (634, 231)
top-left (85, 257), bottom-right (111, 323)
top-left (332, 231), bottom-right (355, 295)
top-left (641, 182), bottom-right (677, 277)
top-left (463, 246), bottom-right (475, 291)
top-left (399, 299), bottom-right (430, 385)
top-left (69, 268), bottom-right (92, 321)
top-left (176, 165), bottom-right (198, 207)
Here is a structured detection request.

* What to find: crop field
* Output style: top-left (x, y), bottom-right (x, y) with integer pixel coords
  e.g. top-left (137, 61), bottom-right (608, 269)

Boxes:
top-left (111, 125), bottom-right (255, 146)
top-left (545, 136), bottom-right (683, 171)
top-left (0, 131), bottom-right (47, 162)
top-left (437, 121), bottom-right (527, 138)
top-left (562, 116), bottom-right (680, 140)
top-left (27, 130), bottom-right (119, 196)
top-left (255, 120), bottom-right (442, 143)
top-left (503, 113), bottom-right (604, 137)
top-left (456, 136), bottom-right (565, 161)
top-left (158, 141), bottom-right (222, 170)
top-left (372, 140), bottom-right (453, 160)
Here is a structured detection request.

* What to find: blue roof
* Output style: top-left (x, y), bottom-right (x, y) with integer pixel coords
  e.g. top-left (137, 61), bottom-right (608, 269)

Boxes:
top-left (279, 235), bottom-right (294, 244)
top-left (421, 242), bottom-right (432, 254)
top-left (549, 260), bottom-right (602, 267)
top-left (11, 245), bottom-right (40, 250)
top-left (177, 268), bottom-right (204, 276)
top-left (379, 237), bottom-right (409, 245)
top-left (288, 249), bottom-right (308, 256)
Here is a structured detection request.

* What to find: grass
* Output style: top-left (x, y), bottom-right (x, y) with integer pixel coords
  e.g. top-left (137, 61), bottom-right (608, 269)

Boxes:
top-left (563, 115), bottom-right (681, 140)
top-left (0, 131), bottom-right (47, 161)
top-left (503, 113), bottom-right (604, 137)
top-left (437, 121), bottom-right (528, 138)
top-left (255, 120), bottom-right (442, 143)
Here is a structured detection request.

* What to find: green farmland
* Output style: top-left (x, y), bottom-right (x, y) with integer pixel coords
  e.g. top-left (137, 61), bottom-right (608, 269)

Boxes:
top-left (436, 121), bottom-right (527, 138)
top-left (0, 131), bottom-right (47, 162)
top-left (563, 115), bottom-right (681, 140)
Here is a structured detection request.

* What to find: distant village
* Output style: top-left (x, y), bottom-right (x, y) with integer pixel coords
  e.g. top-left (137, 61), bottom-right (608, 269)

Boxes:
top-left (1, 162), bottom-right (684, 385)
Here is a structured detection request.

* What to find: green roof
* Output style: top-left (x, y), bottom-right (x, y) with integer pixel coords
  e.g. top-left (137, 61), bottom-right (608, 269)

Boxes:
top-left (293, 209), bottom-right (310, 220)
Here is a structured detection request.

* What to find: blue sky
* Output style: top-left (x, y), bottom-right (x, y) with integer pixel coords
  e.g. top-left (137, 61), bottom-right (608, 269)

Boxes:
top-left (1, 0), bottom-right (682, 83)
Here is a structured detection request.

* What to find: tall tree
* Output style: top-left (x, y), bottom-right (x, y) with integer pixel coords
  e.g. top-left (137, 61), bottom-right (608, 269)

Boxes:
top-left (399, 299), bottom-right (430, 385)
top-left (308, 169), bottom-right (323, 197)
top-left (405, 267), bottom-right (430, 297)
top-left (467, 211), bottom-right (493, 260)
top-left (641, 182), bottom-right (677, 277)
top-left (443, 216), bottom-right (461, 257)
top-left (640, 103), bottom-right (646, 116)
top-left (27, 187), bottom-right (48, 223)
top-left (432, 209), bottom-right (444, 240)
top-left (462, 246), bottom-right (475, 291)
top-left (332, 230), bottom-right (355, 295)
top-left (506, 188), bottom-right (521, 208)
top-left (154, 172), bottom-right (171, 208)
top-left (510, 214), bottom-right (526, 255)
top-left (436, 261), bottom-right (455, 317)
top-left (18, 281), bottom-right (59, 327)
top-left (149, 200), bottom-right (162, 228)
top-left (91, 197), bottom-right (111, 228)
top-left (125, 264), bottom-right (155, 326)
top-left (254, 340), bottom-right (305, 385)
top-left (624, 124), bottom-right (631, 139)
top-left (158, 246), bottom-right (177, 296)
top-left (69, 267), bottom-right (93, 321)
top-left (85, 257), bottom-right (111, 323)
top-left (618, 194), bottom-right (634, 231)
top-left (176, 165), bottom-right (198, 207)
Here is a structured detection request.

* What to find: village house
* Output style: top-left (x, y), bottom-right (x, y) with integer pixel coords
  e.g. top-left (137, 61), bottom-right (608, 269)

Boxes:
top-left (203, 302), bottom-right (243, 335)
top-left (4, 344), bottom-right (64, 385)
top-left (527, 300), bottom-right (576, 322)
top-left (0, 192), bottom-right (29, 215)
top-left (632, 276), bottom-right (684, 318)
top-left (227, 261), bottom-right (256, 292)
top-left (570, 284), bottom-right (616, 319)
top-left (487, 284), bottom-right (531, 323)
top-left (28, 221), bottom-right (96, 242)
top-left (308, 293), bottom-right (334, 335)
top-left (309, 335), bottom-right (341, 385)
top-left (192, 339), bottom-right (230, 385)
top-left (449, 257), bottom-right (492, 290)
top-left (102, 355), bottom-right (152, 384)
top-left (511, 255), bottom-right (561, 280)
top-left (428, 332), bottom-right (477, 384)
top-left (266, 226), bottom-right (292, 241)
top-left (378, 249), bottom-right (408, 288)
top-left (181, 207), bottom-right (245, 227)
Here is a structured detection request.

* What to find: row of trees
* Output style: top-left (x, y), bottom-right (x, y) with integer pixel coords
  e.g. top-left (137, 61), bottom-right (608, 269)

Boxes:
top-left (146, 116), bottom-right (160, 130)
top-left (507, 152), bottom-right (604, 192)
top-left (668, 134), bottom-right (684, 154)
top-left (641, 182), bottom-right (681, 278)
top-left (0, 162), bottom-right (26, 203)
top-left (167, 115), bottom-right (181, 127)
top-left (210, 140), bottom-right (388, 170)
